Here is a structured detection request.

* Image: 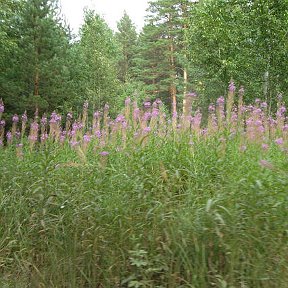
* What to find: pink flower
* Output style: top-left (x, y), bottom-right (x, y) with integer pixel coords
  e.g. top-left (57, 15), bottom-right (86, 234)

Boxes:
top-left (262, 143), bottom-right (269, 151)
top-left (217, 96), bottom-right (225, 106)
top-left (275, 138), bottom-right (284, 145)
top-left (228, 81), bottom-right (236, 92)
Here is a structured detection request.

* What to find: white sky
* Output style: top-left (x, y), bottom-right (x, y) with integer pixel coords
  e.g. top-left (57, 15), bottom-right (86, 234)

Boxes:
top-left (59, 0), bottom-right (150, 33)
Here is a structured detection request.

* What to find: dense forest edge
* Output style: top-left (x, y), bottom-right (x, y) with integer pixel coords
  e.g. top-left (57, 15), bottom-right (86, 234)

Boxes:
top-left (1, 0), bottom-right (287, 121)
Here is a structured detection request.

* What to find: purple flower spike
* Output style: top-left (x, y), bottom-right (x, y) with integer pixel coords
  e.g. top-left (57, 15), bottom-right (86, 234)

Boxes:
top-left (262, 143), bottom-right (269, 151)
top-left (208, 104), bottom-right (215, 112)
top-left (115, 114), bottom-right (125, 123)
top-left (41, 115), bottom-right (47, 126)
top-left (217, 96), bottom-right (225, 105)
top-left (12, 114), bottom-right (19, 123)
top-left (152, 108), bottom-right (159, 117)
top-left (186, 92), bottom-right (197, 99)
top-left (143, 127), bottom-right (151, 133)
top-left (133, 108), bottom-right (140, 120)
top-left (238, 86), bottom-right (244, 95)
top-left (93, 111), bottom-right (100, 119)
top-left (260, 102), bottom-right (268, 109)
top-left (83, 100), bottom-right (89, 110)
top-left (31, 122), bottom-right (39, 131)
top-left (6, 131), bottom-right (12, 141)
top-left (67, 112), bottom-right (73, 120)
top-left (100, 151), bottom-right (109, 156)
top-left (144, 101), bottom-right (151, 108)
top-left (275, 138), bottom-right (284, 145)
top-left (125, 97), bottom-right (131, 106)
top-left (279, 106), bottom-right (286, 114)
top-left (83, 134), bottom-right (91, 143)
top-left (0, 120), bottom-right (5, 127)
top-left (0, 100), bottom-right (4, 113)
top-left (22, 112), bottom-right (28, 123)
top-left (229, 81), bottom-right (236, 92)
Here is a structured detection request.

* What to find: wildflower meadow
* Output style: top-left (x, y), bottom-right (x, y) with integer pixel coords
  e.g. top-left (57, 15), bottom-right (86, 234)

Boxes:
top-left (0, 83), bottom-right (287, 287)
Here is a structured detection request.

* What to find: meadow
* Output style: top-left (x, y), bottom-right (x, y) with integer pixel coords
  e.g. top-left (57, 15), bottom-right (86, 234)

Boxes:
top-left (0, 84), bottom-right (288, 287)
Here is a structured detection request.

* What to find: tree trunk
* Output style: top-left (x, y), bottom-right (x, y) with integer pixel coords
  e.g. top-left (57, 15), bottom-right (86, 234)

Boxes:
top-left (183, 67), bottom-right (188, 114)
top-left (34, 67), bottom-right (39, 96)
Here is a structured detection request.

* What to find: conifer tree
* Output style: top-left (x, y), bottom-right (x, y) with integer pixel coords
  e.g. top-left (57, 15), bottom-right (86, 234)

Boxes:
top-left (1, 0), bottom-right (71, 115)
top-left (134, 0), bottom-right (193, 112)
top-left (115, 11), bottom-right (138, 83)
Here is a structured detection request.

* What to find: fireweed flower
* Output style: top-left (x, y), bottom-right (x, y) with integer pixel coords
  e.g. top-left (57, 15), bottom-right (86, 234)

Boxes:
top-left (125, 97), bottom-right (131, 106)
top-left (275, 138), bottom-right (284, 145)
top-left (67, 112), bottom-right (73, 120)
top-left (94, 130), bottom-right (101, 138)
top-left (228, 81), bottom-right (236, 92)
top-left (12, 114), bottom-right (19, 123)
top-left (83, 100), bottom-right (89, 110)
top-left (217, 96), bottom-right (225, 106)
top-left (259, 159), bottom-right (274, 170)
top-left (133, 108), bottom-right (140, 120)
top-left (262, 143), bottom-right (269, 150)
top-left (115, 114), bottom-right (125, 123)
top-left (261, 102), bottom-right (268, 109)
top-left (0, 99), bottom-right (4, 115)
top-left (143, 126), bottom-right (151, 133)
top-left (208, 104), bottom-right (215, 112)
top-left (93, 111), bottom-right (100, 119)
top-left (238, 86), bottom-right (244, 95)
top-left (6, 131), bottom-right (12, 142)
top-left (41, 133), bottom-right (48, 142)
top-left (151, 108), bottom-right (159, 117)
top-left (15, 131), bottom-right (21, 139)
top-left (186, 92), bottom-right (198, 99)
top-left (278, 106), bottom-right (286, 115)
top-left (22, 112), bottom-right (28, 123)
top-left (100, 151), bottom-right (109, 156)
top-left (83, 134), bottom-right (91, 143)
top-left (41, 115), bottom-right (47, 126)
top-left (143, 112), bottom-right (152, 121)
top-left (70, 140), bottom-right (80, 147)
top-left (144, 101), bottom-right (151, 108)
top-left (283, 124), bottom-right (288, 132)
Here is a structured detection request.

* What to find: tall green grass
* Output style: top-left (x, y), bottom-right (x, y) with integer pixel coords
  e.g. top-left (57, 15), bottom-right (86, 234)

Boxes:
top-left (0, 134), bottom-right (287, 287)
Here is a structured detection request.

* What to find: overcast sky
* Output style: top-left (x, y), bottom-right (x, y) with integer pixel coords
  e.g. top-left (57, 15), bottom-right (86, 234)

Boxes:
top-left (59, 0), bottom-right (149, 33)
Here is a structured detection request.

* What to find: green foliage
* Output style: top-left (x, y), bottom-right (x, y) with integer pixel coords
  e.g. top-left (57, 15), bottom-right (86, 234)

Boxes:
top-left (74, 10), bottom-right (121, 110)
top-left (115, 11), bottom-right (138, 83)
top-left (0, 136), bottom-right (288, 286)
top-left (187, 0), bottom-right (288, 105)
top-left (0, 0), bottom-right (73, 116)
top-left (133, 0), bottom-right (193, 109)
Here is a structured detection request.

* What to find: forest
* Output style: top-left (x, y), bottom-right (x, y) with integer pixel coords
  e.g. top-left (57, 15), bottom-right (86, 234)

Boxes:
top-left (1, 0), bottom-right (287, 119)
top-left (0, 0), bottom-right (288, 287)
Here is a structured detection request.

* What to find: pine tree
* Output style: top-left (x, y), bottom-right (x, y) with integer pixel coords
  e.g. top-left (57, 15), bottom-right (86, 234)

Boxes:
top-left (115, 11), bottom-right (138, 83)
top-left (134, 0), bottom-right (193, 113)
top-left (0, 0), bottom-right (72, 115)
top-left (76, 10), bottom-right (120, 109)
